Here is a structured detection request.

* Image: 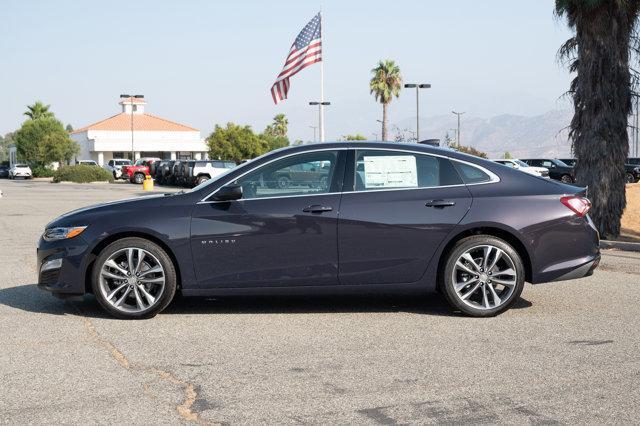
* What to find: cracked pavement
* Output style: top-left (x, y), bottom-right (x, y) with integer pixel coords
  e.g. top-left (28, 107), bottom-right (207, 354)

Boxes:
top-left (1, 179), bottom-right (640, 424)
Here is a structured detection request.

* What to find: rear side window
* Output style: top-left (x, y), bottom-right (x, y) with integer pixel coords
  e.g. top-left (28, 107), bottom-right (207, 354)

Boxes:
top-left (452, 162), bottom-right (493, 184)
top-left (353, 150), bottom-right (462, 191)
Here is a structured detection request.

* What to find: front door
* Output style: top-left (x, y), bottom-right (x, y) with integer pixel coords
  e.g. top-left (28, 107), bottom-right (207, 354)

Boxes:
top-left (338, 149), bottom-right (473, 285)
top-left (191, 150), bottom-right (345, 288)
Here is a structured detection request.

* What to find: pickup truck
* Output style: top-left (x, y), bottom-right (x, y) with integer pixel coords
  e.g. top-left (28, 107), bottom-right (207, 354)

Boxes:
top-left (121, 157), bottom-right (161, 184)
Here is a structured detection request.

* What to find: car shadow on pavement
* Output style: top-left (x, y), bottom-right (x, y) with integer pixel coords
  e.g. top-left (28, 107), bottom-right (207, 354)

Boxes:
top-left (0, 284), bottom-right (533, 318)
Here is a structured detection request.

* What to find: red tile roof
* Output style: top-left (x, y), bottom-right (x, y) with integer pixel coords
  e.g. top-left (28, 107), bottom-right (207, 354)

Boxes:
top-left (71, 113), bottom-right (199, 133)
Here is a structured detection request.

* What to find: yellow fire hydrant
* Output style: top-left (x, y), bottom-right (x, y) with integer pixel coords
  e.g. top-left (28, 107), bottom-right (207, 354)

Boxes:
top-left (142, 174), bottom-right (154, 191)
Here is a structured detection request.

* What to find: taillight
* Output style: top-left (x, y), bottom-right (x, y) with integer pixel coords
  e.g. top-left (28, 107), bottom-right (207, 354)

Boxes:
top-left (560, 195), bottom-right (591, 217)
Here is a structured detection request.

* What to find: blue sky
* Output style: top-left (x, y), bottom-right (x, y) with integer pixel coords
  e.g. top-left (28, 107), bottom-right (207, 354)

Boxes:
top-left (1, 0), bottom-right (573, 142)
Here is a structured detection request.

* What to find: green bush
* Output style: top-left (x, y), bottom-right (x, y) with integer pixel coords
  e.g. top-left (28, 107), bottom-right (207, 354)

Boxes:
top-left (53, 164), bottom-right (114, 183)
top-left (31, 165), bottom-right (56, 178)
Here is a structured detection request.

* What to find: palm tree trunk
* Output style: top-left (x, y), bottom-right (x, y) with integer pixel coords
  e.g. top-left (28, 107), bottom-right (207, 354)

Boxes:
top-left (382, 103), bottom-right (388, 141)
top-left (569, 3), bottom-right (636, 238)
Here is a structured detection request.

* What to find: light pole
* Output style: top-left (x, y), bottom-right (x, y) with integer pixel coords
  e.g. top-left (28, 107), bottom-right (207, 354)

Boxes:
top-left (404, 83), bottom-right (431, 142)
top-left (309, 125), bottom-right (318, 143)
top-left (372, 132), bottom-right (379, 141)
top-left (309, 101), bottom-right (330, 141)
top-left (452, 111), bottom-right (465, 148)
top-left (120, 94), bottom-right (144, 160)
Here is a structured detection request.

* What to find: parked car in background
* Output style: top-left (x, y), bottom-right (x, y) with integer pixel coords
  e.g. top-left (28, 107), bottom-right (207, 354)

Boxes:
top-left (37, 142), bottom-right (600, 319)
top-left (173, 160), bottom-right (191, 187)
top-left (121, 157), bottom-right (161, 184)
top-left (187, 160), bottom-right (236, 187)
top-left (156, 160), bottom-right (176, 185)
top-left (9, 164), bottom-right (32, 179)
top-left (77, 160), bottom-right (99, 166)
top-left (625, 163), bottom-right (640, 183)
top-left (559, 158), bottom-right (638, 183)
top-left (521, 158), bottom-right (575, 183)
top-left (491, 159), bottom-right (549, 178)
top-left (0, 165), bottom-right (9, 178)
top-left (104, 159), bottom-right (132, 179)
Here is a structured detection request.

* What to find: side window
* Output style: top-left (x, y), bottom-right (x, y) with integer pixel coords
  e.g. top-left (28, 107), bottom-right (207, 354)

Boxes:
top-left (234, 151), bottom-right (338, 199)
top-left (353, 150), bottom-right (462, 191)
top-left (452, 162), bottom-right (493, 184)
top-left (542, 160), bottom-right (553, 168)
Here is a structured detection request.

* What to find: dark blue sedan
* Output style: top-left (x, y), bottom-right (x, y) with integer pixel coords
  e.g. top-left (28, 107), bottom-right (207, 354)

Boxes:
top-left (37, 142), bottom-right (600, 319)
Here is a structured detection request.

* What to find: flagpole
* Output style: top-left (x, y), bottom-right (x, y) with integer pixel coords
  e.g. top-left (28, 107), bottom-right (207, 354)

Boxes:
top-left (319, 9), bottom-right (325, 142)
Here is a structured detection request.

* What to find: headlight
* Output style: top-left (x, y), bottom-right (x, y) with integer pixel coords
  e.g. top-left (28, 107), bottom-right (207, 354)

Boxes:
top-left (43, 226), bottom-right (87, 242)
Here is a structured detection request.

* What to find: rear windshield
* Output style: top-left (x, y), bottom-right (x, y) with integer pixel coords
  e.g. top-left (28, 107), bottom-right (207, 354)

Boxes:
top-left (115, 160), bottom-right (131, 165)
top-left (15, 164), bottom-right (28, 167)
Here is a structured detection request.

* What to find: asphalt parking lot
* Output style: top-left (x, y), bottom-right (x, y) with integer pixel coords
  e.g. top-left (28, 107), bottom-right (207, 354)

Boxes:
top-left (1, 178), bottom-right (639, 424)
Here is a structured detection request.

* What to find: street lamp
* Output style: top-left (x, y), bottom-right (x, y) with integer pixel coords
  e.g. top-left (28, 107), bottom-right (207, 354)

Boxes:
top-left (452, 110), bottom-right (465, 148)
top-left (309, 125), bottom-right (318, 143)
top-left (120, 94), bottom-right (144, 160)
top-left (309, 101), bottom-right (330, 142)
top-left (404, 83), bottom-right (431, 142)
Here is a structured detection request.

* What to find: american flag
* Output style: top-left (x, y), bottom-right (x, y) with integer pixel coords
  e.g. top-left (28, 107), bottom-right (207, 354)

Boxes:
top-left (270, 13), bottom-right (322, 104)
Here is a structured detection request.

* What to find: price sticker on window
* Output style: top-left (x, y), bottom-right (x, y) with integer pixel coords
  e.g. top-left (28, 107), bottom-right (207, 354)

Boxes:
top-left (363, 155), bottom-right (418, 188)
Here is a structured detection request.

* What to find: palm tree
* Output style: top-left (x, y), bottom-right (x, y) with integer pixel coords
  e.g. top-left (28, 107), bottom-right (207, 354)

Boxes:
top-left (370, 60), bottom-right (402, 141)
top-left (272, 114), bottom-right (288, 138)
top-left (556, 1), bottom-right (639, 238)
top-left (24, 101), bottom-right (54, 120)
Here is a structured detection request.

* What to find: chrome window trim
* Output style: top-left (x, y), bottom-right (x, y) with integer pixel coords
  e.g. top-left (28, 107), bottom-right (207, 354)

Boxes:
top-left (198, 146), bottom-right (499, 204)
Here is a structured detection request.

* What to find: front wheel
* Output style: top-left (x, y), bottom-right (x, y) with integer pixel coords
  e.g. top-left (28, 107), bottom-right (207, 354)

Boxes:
top-left (92, 238), bottom-right (177, 319)
top-left (625, 172), bottom-right (635, 184)
top-left (441, 235), bottom-right (525, 317)
top-left (196, 175), bottom-right (210, 186)
top-left (133, 173), bottom-right (145, 184)
top-left (560, 174), bottom-right (573, 184)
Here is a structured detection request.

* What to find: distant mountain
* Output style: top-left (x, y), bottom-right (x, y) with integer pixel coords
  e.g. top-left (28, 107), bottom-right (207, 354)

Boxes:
top-left (396, 110), bottom-right (573, 158)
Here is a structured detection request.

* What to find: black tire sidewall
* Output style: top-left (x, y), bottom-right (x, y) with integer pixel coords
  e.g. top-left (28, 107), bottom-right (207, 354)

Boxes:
top-left (441, 235), bottom-right (525, 317)
top-left (91, 237), bottom-right (177, 319)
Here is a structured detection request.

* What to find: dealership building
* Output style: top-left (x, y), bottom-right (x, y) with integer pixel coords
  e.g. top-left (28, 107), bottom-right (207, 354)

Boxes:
top-left (70, 97), bottom-right (208, 165)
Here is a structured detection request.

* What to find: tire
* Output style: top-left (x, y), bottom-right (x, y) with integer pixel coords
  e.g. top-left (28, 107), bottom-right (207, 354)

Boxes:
top-left (277, 175), bottom-right (291, 189)
top-left (560, 174), bottom-right (573, 184)
top-left (625, 173), bottom-right (635, 184)
top-left (196, 175), bottom-right (210, 186)
top-left (440, 235), bottom-right (525, 317)
top-left (92, 237), bottom-right (177, 319)
top-left (133, 173), bottom-right (145, 184)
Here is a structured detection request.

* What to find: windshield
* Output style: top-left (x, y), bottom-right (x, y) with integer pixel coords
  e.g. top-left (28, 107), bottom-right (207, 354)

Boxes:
top-left (513, 160), bottom-right (529, 167)
top-left (115, 160), bottom-right (131, 165)
top-left (552, 159), bottom-right (570, 167)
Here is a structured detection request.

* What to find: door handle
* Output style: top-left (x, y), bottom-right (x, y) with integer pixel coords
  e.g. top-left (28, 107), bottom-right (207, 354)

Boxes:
top-left (302, 205), bottom-right (333, 213)
top-left (425, 199), bottom-right (456, 208)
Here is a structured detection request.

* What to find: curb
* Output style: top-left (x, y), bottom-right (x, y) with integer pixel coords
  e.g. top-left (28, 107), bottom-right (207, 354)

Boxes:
top-left (600, 240), bottom-right (640, 252)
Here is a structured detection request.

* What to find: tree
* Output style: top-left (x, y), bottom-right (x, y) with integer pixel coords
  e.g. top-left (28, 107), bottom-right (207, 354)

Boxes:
top-left (451, 143), bottom-right (487, 159)
top-left (206, 122), bottom-right (267, 164)
top-left (24, 101), bottom-right (54, 120)
top-left (0, 133), bottom-right (13, 163)
top-left (370, 60), bottom-right (402, 141)
top-left (264, 114), bottom-right (288, 138)
top-left (556, 0), bottom-right (639, 238)
top-left (503, 151), bottom-right (512, 159)
top-left (340, 134), bottom-right (367, 141)
top-left (14, 117), bottom-right (79, 166)
top-left (66, 124), bottom-right (74, 132)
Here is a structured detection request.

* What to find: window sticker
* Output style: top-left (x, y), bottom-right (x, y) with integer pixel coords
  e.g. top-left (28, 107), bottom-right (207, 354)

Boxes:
top-left (363, 155), bottom-right (418, 188)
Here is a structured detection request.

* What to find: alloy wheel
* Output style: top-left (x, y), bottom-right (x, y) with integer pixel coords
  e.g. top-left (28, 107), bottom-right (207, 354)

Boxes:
top-left (561, 175), bottom-right (573, 183)
top-left (451, 244), bottom-right (518, 310)
top-left (98, 248), bottom-right (166, 314)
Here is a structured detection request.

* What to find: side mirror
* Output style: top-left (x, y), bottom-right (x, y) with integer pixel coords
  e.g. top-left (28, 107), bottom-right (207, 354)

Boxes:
top-left (212, 184), bottom-right (243, 201)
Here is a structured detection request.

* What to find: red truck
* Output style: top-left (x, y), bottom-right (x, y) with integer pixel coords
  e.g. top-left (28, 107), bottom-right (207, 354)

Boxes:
top-left (121, 158), bottom-right (161, 184)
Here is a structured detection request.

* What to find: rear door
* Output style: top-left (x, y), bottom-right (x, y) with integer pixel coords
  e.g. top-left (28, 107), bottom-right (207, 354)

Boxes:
top-left (338, 149), bottom-right (473, 285)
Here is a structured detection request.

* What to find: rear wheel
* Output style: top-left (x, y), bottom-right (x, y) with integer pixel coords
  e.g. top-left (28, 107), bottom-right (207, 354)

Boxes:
top-left (560, 174), bottom-right (573, 184)
top-left (441, 235), bottom-right (525, 317)
top-left (92, 238), bottom-right (177, 319)
top-left (196, 175), bottom-right (210, 185)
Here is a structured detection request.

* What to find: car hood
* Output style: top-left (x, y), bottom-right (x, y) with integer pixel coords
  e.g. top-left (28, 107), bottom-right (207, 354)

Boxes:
top-left (46, 194), bottom-right (168, 228)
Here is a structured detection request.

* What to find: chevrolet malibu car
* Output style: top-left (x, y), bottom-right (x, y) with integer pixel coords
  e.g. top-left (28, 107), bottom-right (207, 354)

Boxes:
top-left (37, 142), bottom-right (600, 319)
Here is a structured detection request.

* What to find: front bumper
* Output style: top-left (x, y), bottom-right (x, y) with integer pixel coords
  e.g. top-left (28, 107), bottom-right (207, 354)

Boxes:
top-left (37, 236), bottom-right (91, 296)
